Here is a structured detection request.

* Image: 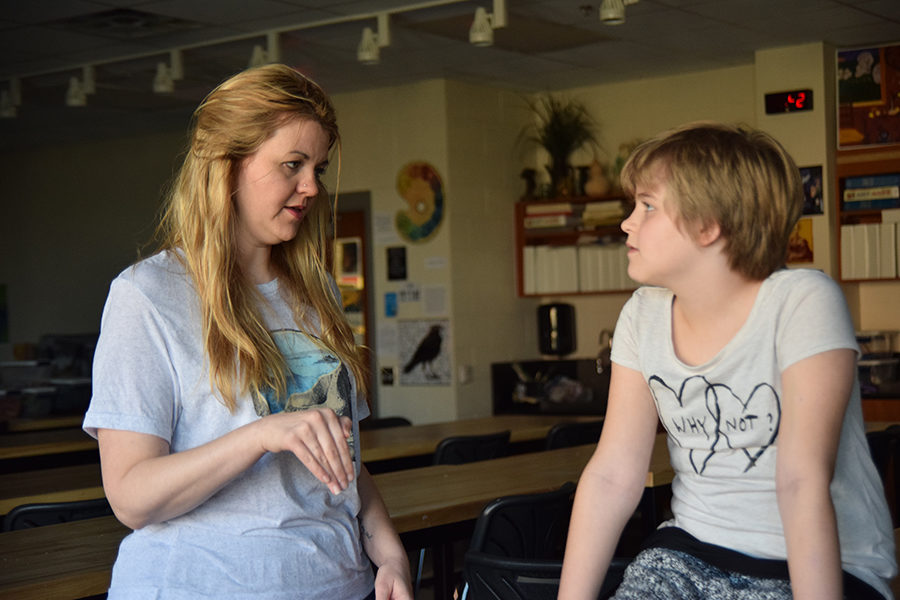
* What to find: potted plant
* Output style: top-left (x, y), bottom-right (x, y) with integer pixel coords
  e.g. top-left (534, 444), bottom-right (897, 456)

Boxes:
top-left (519, 94), bottom-right (599, 197)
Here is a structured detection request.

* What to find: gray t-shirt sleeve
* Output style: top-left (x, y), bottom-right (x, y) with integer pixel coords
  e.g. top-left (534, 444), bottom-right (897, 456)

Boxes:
top-left (84, 276), bottom-right (178, 442)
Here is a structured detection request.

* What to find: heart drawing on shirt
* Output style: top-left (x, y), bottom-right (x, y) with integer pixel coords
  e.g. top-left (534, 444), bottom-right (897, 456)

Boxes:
top-left (649, 374), bottom-right (781, 474)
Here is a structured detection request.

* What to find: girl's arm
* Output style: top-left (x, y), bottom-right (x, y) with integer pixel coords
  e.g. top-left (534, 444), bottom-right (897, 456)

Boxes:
top-left (356, 465), bottom-right (413, 600)
top-left (97, 407), bottom-right (355, 529)
top-left (558, 363), bottom-right (660, 600)
top-left (776, 348), bottom-right (855, 600)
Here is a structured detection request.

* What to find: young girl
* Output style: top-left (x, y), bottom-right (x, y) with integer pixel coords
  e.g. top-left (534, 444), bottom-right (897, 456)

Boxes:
top-left (558, 122), bottom-right (896, 599)
top-left (83, 65), bottom-right (412, 600)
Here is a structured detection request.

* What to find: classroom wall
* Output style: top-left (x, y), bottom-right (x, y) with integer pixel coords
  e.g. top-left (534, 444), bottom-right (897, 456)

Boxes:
top-left (0, 130), bottom-right (186, 347)
top-left (444, 80), bottom-right (538, 419)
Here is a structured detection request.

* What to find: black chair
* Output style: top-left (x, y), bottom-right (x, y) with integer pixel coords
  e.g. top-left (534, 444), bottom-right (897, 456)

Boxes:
top-left (544, 420), bottom-right (605, 450)
top-left (415, 431), bottom-right (512, 596)
top-left (359, 416), bottom-right (412, 430)
top-left (1, 497), bottom-right (113, 532)
top-left (867, 425), bottom-right (900, 527)
top-left (461, 482), bottom-right (627, 600)
top-left (463, 552), bottom-right (629, 600)
top-left (432, 430), bottom-right (511, 465)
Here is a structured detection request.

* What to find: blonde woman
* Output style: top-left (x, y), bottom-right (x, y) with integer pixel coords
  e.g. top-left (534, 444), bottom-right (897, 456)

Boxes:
top-left (84, 65), bottom-right (412, 600)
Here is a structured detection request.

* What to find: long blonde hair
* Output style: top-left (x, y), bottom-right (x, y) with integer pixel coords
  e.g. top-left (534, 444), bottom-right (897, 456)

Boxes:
top-left (156, 64), bottom-right (368, 411)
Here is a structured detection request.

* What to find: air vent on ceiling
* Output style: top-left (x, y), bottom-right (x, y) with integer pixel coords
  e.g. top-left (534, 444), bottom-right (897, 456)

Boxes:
top-left (50, 8), bottom-right (202, 40)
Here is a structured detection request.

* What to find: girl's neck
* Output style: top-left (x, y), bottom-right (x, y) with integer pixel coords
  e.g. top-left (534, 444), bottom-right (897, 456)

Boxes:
top-left (670, 270), bottom-right (763, 366)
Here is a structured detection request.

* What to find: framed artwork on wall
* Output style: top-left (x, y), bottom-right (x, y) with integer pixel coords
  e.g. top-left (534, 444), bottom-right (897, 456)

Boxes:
top-left (837, 42), bottom-right (900, 148)
top-left (799, 165), bottom-right (824, 215)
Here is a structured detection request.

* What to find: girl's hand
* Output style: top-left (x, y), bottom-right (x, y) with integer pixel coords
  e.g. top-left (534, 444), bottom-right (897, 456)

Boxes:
top-left (374, 558), bottom-right (414, 600)
top-left (258, 407), bottom-right (354, 494)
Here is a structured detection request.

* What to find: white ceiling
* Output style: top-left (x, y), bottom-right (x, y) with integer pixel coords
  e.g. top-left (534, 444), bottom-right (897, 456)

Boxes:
top-left (1, 0), bottom-right (899, 151)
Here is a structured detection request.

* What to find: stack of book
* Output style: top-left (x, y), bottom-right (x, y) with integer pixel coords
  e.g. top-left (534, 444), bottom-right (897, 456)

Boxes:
top-left (581, 200), bottom-right (626, 228)
top-left (840, 209), bottom-right (900, 280)
top-left (842, 174), bottom-right (900, 211)
top-left (522, 202), bottom-right (581, 231)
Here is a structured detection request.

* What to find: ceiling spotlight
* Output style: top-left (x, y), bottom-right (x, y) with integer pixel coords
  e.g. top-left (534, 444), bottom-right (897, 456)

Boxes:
top-left (66, 76), bottom-right (87, 107)
top-left (169, 49), bottom-right (184, 80)
top-left (153, 62), bottom-right (174, 93)
top-left (82, 65), bottom-right (96, 95)
top-left (469, 0), bottom-right (508, 47)
top-left (9, 77), bottom-right (21, 106)
top-left (357, 13), bottom-right (390, 65)
top-left (600, 0), bottom-right (638, 25)
top-left (249, 33), bottom-right (280, 68)
top-left (249, 45), bottom-right (268, 68)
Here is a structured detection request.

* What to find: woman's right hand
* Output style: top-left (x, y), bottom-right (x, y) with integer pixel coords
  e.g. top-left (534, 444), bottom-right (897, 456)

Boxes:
top-left (257, 407), bottom-right (354, 495)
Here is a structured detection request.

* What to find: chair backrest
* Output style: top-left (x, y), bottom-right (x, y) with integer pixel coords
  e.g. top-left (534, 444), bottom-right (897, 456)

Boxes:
top-left (359, 416), bottom-right (413, 431)
top-left (1, 497), bottom-right (113, 532)
top-left (433, 430), bottom-right (511, 466)
top-left (544, 420), bottom-right (604, 450)
top-left (463, 546), bottom-right (629, 600)
top-left (469, 481), bottom-right (575, 559)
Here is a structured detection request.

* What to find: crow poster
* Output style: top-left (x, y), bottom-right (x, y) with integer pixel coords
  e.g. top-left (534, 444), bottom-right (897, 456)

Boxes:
top-left (398, 319), bottom-right (451, 385)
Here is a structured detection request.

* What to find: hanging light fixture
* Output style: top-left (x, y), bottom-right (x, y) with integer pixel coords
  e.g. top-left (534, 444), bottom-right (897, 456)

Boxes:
top-left (169, 49), bottom-right (184, 80)
top-left (3, 77), bottom-right (22, 116)
top-left (0, 90), bottom-right (16, 118)
top-left (66, 76), bottom-right (87, 107)
top-left (357, 13), bottom-right (390, 65)
top-left (153, 62), bottom-right (174, 93)
top-left (82, 65), bottom-right (96, 95)
top-left (600, 0), bottom-right (639, 25)
top-left (469, 0), bottom-right (507, 47)
top-left (249, 32), bottom-right (280, 68)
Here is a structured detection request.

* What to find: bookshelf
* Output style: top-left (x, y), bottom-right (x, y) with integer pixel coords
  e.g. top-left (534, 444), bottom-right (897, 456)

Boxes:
top-left (515, 195), bottom-right (637, 297)
top-left (835, 146), bottom-right (900, 282)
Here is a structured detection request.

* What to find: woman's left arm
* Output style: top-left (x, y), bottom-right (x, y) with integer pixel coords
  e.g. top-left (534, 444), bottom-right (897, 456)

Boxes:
top-left (357, 465), bottom-right (413, 600)
top-left (777, 348), bottom-right (856, 600)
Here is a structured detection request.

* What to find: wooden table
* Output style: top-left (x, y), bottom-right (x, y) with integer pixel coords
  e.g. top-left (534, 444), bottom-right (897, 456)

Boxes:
top-left (0, 428), bottom-right (96, 460)
top-left (1, 415), bottom-right (84, 433)
top-left (0, 463), bottom-right (104, 514)
top-left (0, 434), bottom-right (671, 600)
top-left (359, 414), bottom-right (602, 463)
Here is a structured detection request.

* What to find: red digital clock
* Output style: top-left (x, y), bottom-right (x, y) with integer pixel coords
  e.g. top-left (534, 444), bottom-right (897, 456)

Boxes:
top-left (764, 89), bottom-right (813, 114)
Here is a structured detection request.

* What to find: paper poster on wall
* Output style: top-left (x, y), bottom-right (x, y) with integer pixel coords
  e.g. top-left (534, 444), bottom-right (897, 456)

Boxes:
top-left (399, 319), bottom-right (451, 385)
top-left (374, 211), bottom-right (401, 246)
top-left (384, 292), bottom-right (397, 317)
top-left (787, 218), bottom-right (814, 264)
top-left (376, 321), bottom-right (399, 357)
top-left (422, 285), bottom-right (447, 316)
top-left (398, 283), bottom-right (420, 303)
top-left (387, 246), bottom-right (407, 281)
top-left (395, 161), bottom-right (444, 243)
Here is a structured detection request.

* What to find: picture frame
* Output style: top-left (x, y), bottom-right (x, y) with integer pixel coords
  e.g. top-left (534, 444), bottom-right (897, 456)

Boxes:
top-left (799, 165), bottom-right (824, 215)
top-left (335, 237), bottom-right (362, 288)
top-left (837, 42), bottom-right (900, 148)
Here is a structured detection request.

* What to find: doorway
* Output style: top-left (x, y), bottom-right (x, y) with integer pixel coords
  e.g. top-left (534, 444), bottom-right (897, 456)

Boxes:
top-left (334, 192), bottom-right (376, 411)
